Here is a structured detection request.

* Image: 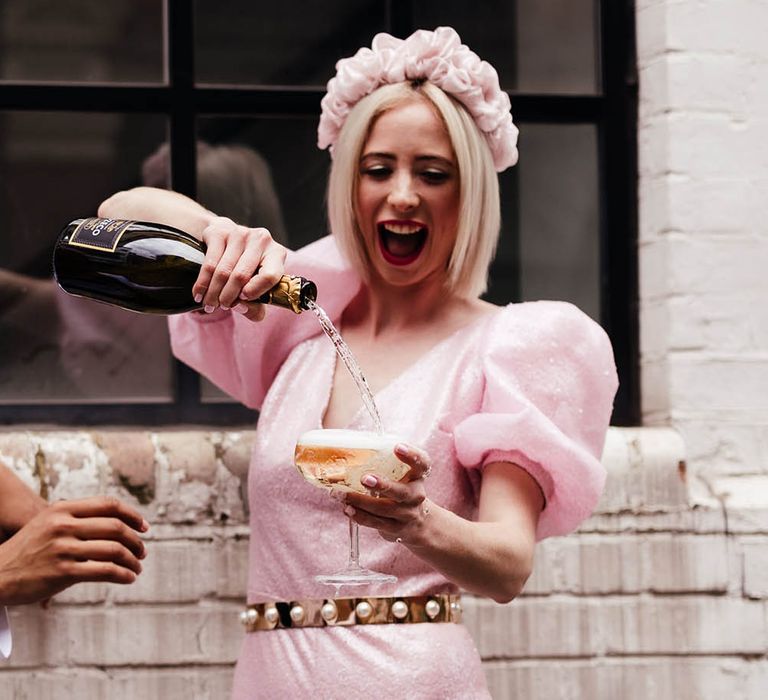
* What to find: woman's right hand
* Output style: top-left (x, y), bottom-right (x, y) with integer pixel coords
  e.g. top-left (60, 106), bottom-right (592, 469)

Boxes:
top-left (194, 216), bottom-right (287, 322)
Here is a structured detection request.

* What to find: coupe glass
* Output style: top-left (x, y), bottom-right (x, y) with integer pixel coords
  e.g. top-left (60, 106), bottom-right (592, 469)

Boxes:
top-left (294, 428), bottom-right (409, 586)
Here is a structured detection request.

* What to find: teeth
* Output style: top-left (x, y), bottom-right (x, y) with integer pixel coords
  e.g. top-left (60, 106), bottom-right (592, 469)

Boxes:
top-left (383, 222), bottom-right (423, 235)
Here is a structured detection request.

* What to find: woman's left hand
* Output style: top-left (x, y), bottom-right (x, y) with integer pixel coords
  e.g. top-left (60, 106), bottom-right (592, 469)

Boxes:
top-left (342, 442), bottom-right (433, 546)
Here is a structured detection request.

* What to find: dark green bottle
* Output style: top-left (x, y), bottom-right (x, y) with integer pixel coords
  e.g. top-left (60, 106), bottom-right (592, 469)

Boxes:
top-left (53, 217), bottom-right (317, 314)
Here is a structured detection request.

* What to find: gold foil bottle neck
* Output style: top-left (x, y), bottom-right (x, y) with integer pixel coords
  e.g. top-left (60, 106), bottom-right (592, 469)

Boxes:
top-left (258, 275), bottom-right (317, 314)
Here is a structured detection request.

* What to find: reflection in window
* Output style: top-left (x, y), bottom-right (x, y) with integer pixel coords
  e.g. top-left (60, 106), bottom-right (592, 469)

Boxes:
top-left (194, 0), bottom-right (386, 87)
top-left (0, 112), bottom-right (170, 404)
top-left (0, 0), bottom-right (165, 84)
top-left (192, 116), bottom-right (331, 402)
top-left (413, 0), bottom-right (599, 94)
top-left (518, 124), bottom-right (600, 319)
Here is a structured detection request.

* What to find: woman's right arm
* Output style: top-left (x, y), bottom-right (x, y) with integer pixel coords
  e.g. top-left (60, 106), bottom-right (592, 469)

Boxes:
top-left (99, 187), bottom-right (287, 316)
top-left (99, 186), bottom-right (216, 239)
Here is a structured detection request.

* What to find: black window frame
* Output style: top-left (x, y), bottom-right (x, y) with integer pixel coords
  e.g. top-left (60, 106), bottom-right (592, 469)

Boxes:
top-left (0, 0), bottom-right (638, 426)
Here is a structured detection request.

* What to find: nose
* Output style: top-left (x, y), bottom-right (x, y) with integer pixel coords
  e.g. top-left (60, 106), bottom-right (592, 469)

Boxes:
top-left (387, 172), bottom-right (419, 211)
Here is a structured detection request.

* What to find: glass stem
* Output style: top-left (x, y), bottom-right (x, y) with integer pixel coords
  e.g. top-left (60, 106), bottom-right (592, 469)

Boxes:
top-left (348, 517), bottom-right (362, 570)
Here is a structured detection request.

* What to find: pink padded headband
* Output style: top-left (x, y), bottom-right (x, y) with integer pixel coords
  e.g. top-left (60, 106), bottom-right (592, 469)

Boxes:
top-left (317, 26), bottom-right (519, 172)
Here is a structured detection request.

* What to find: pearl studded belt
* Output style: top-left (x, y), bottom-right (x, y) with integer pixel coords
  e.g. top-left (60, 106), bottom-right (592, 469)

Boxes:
top-left (239, 594), bottom-right (462, 631)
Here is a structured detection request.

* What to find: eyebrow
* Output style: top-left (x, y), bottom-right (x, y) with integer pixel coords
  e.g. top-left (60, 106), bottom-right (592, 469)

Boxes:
top-left (361, 152), bottom-right (455, 167)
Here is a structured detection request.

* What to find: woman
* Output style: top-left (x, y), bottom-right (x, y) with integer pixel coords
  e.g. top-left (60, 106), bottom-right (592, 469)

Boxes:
top-left (100, 27), bottom-right (617, 700)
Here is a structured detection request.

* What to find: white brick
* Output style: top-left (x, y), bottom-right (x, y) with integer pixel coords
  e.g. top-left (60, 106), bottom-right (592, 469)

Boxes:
top-left (584, 507), bottom-right (728, 535)
top-left (599, 428), bottom-right (688, 512)
top-left (483, 658), bottom-right (767, 700)
top-left (679, 422), bottom-right (768, 479)
top-left (640, 357), bottom-right (672, 420)
top-left (215, 536), bottom-right (250, 599)
top-left (667, 356), bottom-right (768, 415)
top-left (663, 178), bottom-right (763, 236)
top-left (637, 174), bottom-right (670, 242)
top-left (667, 294), bottom-right (761, 354)
top-left (39, 433), bottom-right (106, 501)
top-left (527, 535), bottom-right (729, 596)
top-left (710, 507), bottom-right (768, 535)
top-left (665, 0), bottom-right (768, 57)
top-left (463, 596), bottom-right (767, 658)
top-left (0, 669), bottom-right (109, 700)
top-left (3, 605), bottom-right (243, 667)
top-left (742, 540), bottom-right (768, 598)
top-left (640, 299), bottom-right (670, 361)
top-left (666, 113), bottom-right (766, 179)
top-left (707, 476), bottom-right (768, 510)
top-left (3, 605), bottom-right (50, 667)
top-left (54, 582), bottom-right (109, 605)
top-left (111, 541), bottom-right (216, 603)
top-left (638, 238), bottom-right (673, 302)
top-left (637, 116), bottom-right (672, 179)
top-left (665, 235), bottom-right (768, 297)
top-left (0, 668), bottom-right (234, 700)
top-left (663, 53), bottom-right (753, 117)
top-left (636, 0), bottom-right (669, 63)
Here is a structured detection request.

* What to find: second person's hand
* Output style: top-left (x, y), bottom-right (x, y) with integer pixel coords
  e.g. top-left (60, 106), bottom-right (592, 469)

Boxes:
top-left (0, 496), bottom-right (149, 606)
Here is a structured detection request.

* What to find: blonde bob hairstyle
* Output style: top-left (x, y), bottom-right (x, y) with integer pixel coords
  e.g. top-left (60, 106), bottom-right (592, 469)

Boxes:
top-left (326, 80), bottom-right (501, 299)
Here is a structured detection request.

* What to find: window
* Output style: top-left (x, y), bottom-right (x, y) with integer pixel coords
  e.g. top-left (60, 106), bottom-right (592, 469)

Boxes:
top-left (0, 0), bottom-right (637, 425)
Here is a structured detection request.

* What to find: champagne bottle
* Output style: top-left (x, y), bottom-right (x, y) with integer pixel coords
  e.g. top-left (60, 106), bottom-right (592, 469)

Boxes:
top-left (52, 217), bottom-right (317, 314)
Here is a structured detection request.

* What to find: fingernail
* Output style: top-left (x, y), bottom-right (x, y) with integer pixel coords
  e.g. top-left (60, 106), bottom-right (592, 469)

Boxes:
top-left (239, 292), bottom-right (250, 301)
top-left (361, 474), bottom-right (377, 488)
top-left (234, 302), bottom-right (249, 314)
top-left (220, 304), bottom-right (230, 310)
top-left (194, 293), bottom-right (203, 303)
top-left (204, 305), bottom-right (215, 314)
top-left (141, 519), bottom-right (150, 532)
top-left (344, 505), bottom-right (356, 517)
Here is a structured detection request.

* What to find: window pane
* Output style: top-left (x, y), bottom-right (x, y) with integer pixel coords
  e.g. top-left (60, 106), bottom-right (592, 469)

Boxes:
top-left (194, 0), bottom-right (387, 87)
top-left (0, 0), bottom-right (165, 84)
top-left (518, 124), bottom-right (600, 319)
top-left (189, 115), bottom-right (329, 401)
top-left (0, 111), bottom-right (171, 404)
top-left (413, 0), bottom-right (599, 94)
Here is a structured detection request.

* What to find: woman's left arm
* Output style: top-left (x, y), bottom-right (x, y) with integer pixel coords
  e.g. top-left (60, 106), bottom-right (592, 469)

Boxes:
top-left (343, 447), bottom-right (543, 604)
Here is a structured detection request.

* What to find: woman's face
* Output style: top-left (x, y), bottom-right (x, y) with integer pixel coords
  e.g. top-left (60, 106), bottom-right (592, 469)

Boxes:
top-left (355, 98), bottom-right (460, 290)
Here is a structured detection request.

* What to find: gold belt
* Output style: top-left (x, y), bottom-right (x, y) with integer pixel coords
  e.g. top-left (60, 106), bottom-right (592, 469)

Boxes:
top-left (239, 594), bottom-right (462, 631)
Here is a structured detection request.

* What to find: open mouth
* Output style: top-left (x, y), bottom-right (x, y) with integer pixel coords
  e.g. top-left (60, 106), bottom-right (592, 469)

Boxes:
top-left (377, 221), bottom-right (428, 266)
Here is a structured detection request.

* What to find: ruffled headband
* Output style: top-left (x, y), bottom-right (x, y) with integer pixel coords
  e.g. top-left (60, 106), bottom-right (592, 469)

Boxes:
top-left (317, 26), bottom-right (519, 172)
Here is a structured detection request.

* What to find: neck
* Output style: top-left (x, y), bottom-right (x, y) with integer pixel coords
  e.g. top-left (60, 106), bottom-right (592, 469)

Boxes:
top-left (344, 274), bottom-right (464, 336)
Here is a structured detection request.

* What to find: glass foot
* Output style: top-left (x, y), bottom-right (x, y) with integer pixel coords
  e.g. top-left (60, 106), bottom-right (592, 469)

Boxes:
top-left (315, 565), bottom-right (397, 587)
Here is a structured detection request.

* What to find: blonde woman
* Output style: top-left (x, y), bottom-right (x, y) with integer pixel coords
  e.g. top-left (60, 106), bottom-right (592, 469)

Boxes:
top-left (100, 27), bottom-right (617, 699)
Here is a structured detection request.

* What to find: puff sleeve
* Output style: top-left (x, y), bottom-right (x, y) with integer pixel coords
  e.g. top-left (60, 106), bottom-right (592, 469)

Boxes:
top-left (453, 301), bottom-right (618, 540)
top-left (167, 236), bottom-right (361, 410)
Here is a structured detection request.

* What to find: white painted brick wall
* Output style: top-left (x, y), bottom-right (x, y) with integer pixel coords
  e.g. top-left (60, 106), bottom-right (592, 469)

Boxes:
top-left (637, 0), bottom-right (768, 504)
top-left (2, 428), bottom-right (766, 698)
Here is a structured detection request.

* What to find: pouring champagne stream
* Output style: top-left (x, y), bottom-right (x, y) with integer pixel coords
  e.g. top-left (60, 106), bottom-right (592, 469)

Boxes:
top-left (297, 300), bottom-right (404, 587)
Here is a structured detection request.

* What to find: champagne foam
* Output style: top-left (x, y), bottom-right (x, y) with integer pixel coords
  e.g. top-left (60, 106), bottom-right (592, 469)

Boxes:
top-left (297, 429), bottom-right (401, 450)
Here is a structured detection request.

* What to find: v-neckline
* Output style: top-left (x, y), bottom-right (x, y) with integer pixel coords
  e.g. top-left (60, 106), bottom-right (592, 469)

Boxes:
top-left (318, 307), bottom-right (504, 430)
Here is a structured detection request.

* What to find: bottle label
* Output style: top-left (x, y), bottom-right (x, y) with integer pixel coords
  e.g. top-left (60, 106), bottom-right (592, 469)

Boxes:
top-left (68, 217), bottom-right (135, 252)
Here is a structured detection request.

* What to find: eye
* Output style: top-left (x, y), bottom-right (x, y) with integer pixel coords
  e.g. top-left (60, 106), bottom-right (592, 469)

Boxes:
top-left (361, 165), bottom-right (391, 179)
top-left (420, 169), bottom-right (451, 184)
